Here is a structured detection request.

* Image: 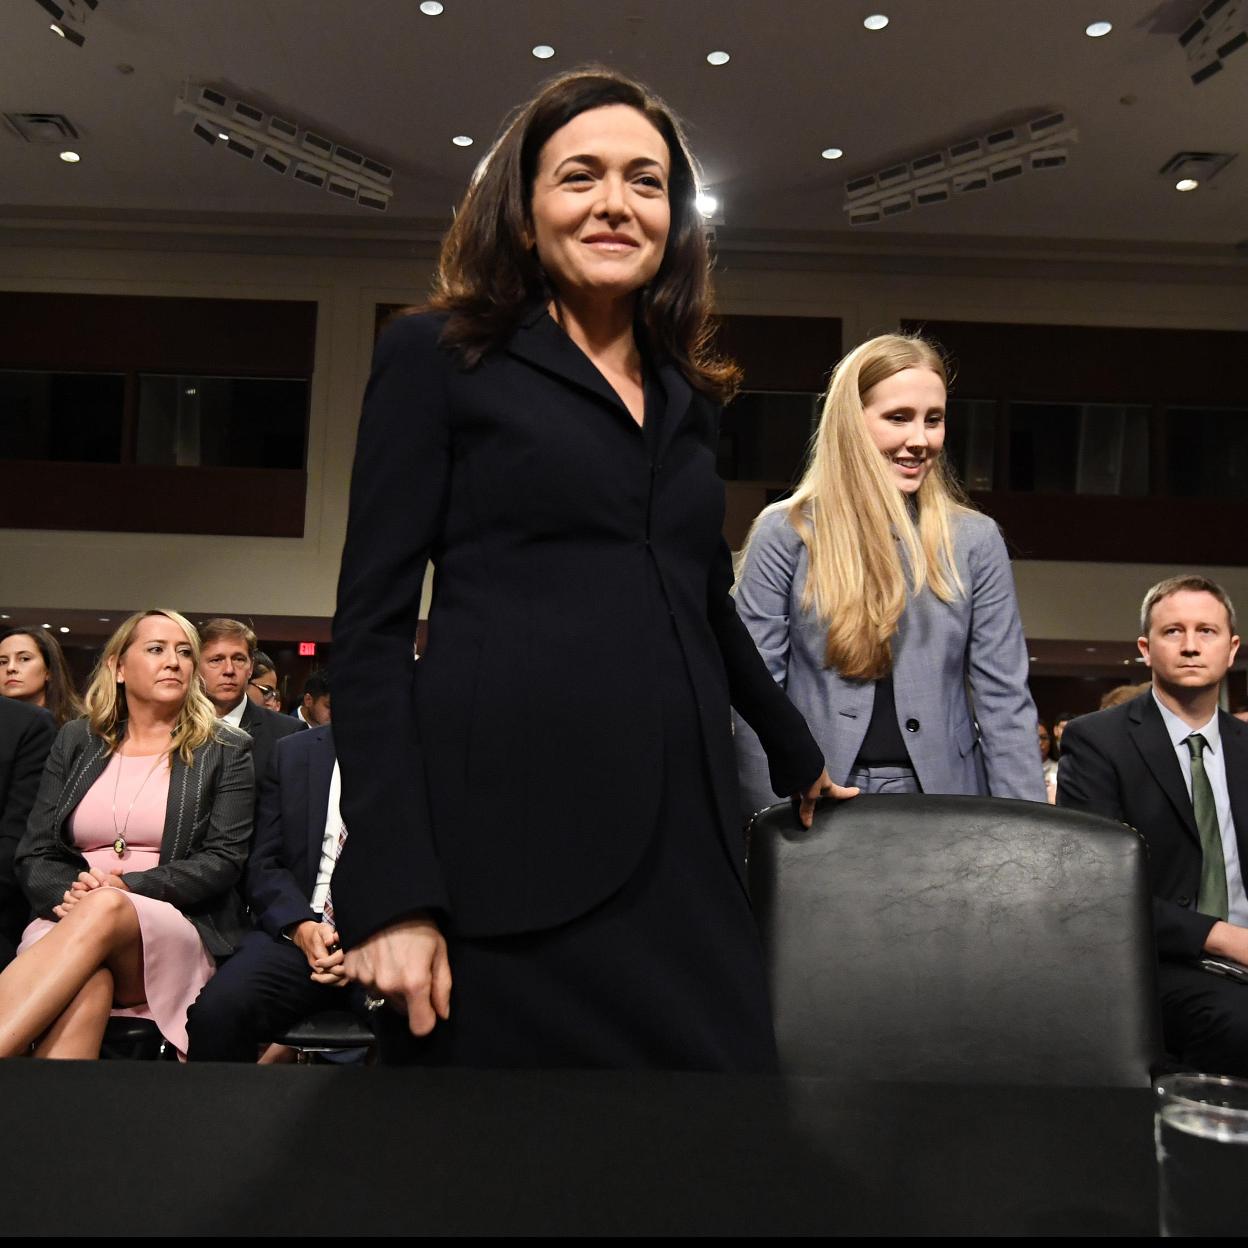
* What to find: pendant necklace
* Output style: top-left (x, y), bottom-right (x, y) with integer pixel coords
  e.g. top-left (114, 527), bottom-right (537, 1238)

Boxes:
top-left (110, 745), bottom-right (165, 858)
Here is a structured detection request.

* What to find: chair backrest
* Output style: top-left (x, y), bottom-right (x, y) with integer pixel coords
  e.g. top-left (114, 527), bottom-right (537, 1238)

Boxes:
top-left (749, 795), bottom-right (1162, 1086)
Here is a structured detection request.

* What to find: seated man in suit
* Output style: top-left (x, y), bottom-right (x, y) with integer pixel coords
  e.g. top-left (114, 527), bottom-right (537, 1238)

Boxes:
top-left (293, 672), bottom-right (331, 730)
top-left (185, 724), bottom-right (363, 1060)
top-left (0, 698), bottom-right (56, 967)
top-left (1058, 574), bottom-right (1248, 1075)
top-left (198, 618), bottom-right (299, 784)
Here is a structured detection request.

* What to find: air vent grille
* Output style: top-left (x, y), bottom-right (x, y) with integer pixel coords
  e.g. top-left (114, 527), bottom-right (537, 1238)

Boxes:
top-left (3, 113), bottom-right (80, 144)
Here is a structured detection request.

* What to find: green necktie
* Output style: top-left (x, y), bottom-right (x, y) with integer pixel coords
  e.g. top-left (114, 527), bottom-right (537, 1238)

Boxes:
top-left (1186, 733), bottom-right (1230, 922)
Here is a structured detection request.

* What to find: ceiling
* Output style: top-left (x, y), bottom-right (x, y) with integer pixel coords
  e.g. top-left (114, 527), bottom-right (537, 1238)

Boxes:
top-left (3, 0), bottom-right (1246, 252)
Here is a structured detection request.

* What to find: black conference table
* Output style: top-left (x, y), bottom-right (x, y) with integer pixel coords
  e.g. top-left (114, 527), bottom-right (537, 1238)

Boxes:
top-left (0, 1064), bottom-right (1158, 1236)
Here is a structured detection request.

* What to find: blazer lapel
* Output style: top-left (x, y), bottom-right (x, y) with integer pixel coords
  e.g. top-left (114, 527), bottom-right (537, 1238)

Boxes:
top-left (1219, 710), bottom-right (1248, 866)
top-left (53, 736), bottom-right (112, 836)
top-left (506, 304), bottom-right (633, 423)
top-left (653, 360), bottom-right (694, 462)
top-left (1128, 695), bottom-right (1200, 848)
top-left (160, 748), bottom-right (196, 864)
top-left (306, 730), bottom-right (336, 871)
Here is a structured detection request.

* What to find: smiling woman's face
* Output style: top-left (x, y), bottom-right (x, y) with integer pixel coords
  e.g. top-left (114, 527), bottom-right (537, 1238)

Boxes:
top-left (115, 614), bottom-right (196, 711)
top-left (529, 103), bottom-right (671, 306)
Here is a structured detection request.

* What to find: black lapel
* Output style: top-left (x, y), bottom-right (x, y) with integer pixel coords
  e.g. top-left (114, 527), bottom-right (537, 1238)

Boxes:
top-left (506, 304), bottom-right (633, 423)
top-left (653, 360), bottom-right (695, 462)
top-left (53, 734), bottom-right (112, 835)
top-left (1128, 695), bottom-right (1199, 847)
top-left (306, 728), bottom-right (336, 868)
top-left (1219, 710), bottom-right (1248, 865)
top-left (240, 699), bottom-right (260, 737)
top-left (161, 747), bottom-right (194, 864)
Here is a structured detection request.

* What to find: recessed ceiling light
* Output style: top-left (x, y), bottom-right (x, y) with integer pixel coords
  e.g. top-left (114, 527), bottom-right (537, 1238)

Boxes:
top-left (59, 150), bottom-right (80, 163)
top-left (706, 50), bottom-right (731, 65)
top-left (1176, 177), bottom-right (1200, 191)
top-left (532, 44), bottom-right (555, 59)
top-left (821, 147), bottom-right (844, 160)
top-left (50, 22), bottom-right (66, 37)
top-left (217, 131), bottom-right (230, 141)
top-left (419, 1), bottom-right (444, 13)
top-left (695, 192), bottom-right (719, 218)
top-left (41, 623), bottom-right (51, 630)
top-left (98, 616), bottom-right (110, 622)
top-left (863, 14), bottom-right (890, 31)
top-left (1085, 20), bottom-right (1112, 37)
top-left (59, 626), bottom-right (70, 634)
top-left (452, 135), bottom-right (473, 147)
top-left (0, 614), bottom-right (9, 619)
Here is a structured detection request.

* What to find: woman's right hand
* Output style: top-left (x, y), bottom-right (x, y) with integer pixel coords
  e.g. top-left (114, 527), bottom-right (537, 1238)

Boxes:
top-left (342, 915), bottom-right (452, 1036)
top-left (794, 768), bottom-right (860, 828)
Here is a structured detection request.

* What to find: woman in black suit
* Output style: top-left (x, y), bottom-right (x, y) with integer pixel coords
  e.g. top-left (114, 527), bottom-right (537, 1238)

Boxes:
top-left (332, 70), bottom-right (847, 1071)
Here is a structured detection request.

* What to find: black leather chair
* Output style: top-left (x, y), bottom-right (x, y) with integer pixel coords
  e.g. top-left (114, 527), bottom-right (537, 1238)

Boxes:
top-left (749, 795), bottom-right (1163, 1086)
top-left (101, 1017), bottom-right (175, 1061)
top-left (275, 1009), bottom-right (376, 1064)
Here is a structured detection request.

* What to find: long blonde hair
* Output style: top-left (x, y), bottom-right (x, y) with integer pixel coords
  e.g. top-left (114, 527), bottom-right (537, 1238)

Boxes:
top-left (84, 610), bottom-right (220, 765)
top-left (746, 333), bottom-right (974, 681)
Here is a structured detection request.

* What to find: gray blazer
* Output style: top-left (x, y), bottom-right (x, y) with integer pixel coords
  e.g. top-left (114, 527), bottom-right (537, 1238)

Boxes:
top-left (734, 507), bottom-right (1047, 816)
top-left (15, 718), bottom-right (253, 958)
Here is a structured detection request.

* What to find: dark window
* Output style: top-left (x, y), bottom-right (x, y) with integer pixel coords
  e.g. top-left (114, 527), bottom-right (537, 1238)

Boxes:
top-left (943, 399), bottom-right (996, 492)
top-left (136, 376), bottom-right (309, 469)
top-left (1166, 407), bottom-right (1248, 499)
top-left (0, 370), bottom-right (125, 463)
top-left (1007, 402), bottom-right (1149, 495)
top-left (718, 391), bottom-right (818, 484)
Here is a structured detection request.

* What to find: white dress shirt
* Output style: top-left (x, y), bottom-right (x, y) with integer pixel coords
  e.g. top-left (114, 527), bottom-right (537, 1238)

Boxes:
top-left (222, 697), bottom-right (248, 729)
top-left (1152, 690), bottom-right (1248, 925)
top-left (310, 759), bottom-right (345, 915)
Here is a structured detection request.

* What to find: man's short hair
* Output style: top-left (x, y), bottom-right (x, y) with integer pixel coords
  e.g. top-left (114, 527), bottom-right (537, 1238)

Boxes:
top-left (1139, 575), bottom-right (1237, 636)
top-left (198, 617), bottom-right (258, 657)
top-left (303, 672), bottom-right (330, 700)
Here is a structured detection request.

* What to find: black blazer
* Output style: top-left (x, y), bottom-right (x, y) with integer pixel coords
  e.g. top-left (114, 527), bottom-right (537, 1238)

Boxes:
top-left (239, 698), bottom-right (300, 790)
top-left (245, 724), bottom-right (335, 938)
top-left (331, 308), bottom-right (823, 948)
top-left (1056, 691), bottom-right (1248, 960)
top-left (0, 698), bottom-right (56, 948)
top-left (15, 718), bottom-right (254, 958)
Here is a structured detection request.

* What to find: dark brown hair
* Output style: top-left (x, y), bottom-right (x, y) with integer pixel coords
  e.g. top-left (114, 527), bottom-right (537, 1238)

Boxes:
top-left (0, 625), bottom-right (84, 727)
top-left (428, 67), bottom-right (739, 401)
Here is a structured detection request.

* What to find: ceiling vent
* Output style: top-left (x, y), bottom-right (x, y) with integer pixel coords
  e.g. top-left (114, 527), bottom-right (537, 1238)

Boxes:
top-left (3, 113), bottom-right (80, 144)
top-left (1158, 150), bottom-right (1237, 182)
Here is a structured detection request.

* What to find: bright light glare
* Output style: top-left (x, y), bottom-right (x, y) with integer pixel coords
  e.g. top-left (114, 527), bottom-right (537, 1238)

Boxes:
top-left (452, 135), bottom-right (474, 147)
top-left (695, 192), bottom-right (719, 218)
top-left (50, 22), bottom-right (66, 36)
top-left (1085, 21), bottom-right (1112, 37)
top-left (59, 150), bottom-right (80, 163)
top-left (821, 147), bottom-right (844, 160)
top-left (1175, 178), bottom-right (1199, 192)
top-left (863, 14), bottom-right (890, 31)
top-left (419, 2), bottom-right (444, 14)
top-left (706, 50), bottom-right (731, 65)
top-left (532, 44), bottom-right (555, 59)
top-left (59, 627), bottom-right (70, 634)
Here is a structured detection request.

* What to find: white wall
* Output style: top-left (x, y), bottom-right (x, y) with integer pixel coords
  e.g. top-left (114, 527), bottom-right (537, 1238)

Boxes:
top-left (2, 229), bottom-right (1246, 639)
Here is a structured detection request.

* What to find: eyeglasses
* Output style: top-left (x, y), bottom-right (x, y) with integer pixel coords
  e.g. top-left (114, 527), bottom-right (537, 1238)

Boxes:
top-left (249, 680), bottom-right (278, 698)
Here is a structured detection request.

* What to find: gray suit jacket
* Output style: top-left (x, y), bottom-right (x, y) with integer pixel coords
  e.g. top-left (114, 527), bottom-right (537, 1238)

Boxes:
top-left (15, 718), bottom-right (253, 957)
top-left (734, 507), bottom-right (1046, 816)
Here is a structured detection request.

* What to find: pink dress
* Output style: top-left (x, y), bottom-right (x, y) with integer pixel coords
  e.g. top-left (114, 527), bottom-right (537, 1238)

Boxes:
top-left (18, 751), bottom-right (216, 1057)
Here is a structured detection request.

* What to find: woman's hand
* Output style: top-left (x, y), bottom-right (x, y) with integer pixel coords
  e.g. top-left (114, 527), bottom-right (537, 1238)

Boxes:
top-left (342, 915), bottom-right (452, 1035)
top-left (794, 768), bottom-right (859, 829)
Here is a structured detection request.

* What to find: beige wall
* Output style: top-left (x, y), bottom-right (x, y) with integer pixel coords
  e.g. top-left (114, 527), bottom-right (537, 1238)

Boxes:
top-left (2, 230), bottom-right (1246, 640)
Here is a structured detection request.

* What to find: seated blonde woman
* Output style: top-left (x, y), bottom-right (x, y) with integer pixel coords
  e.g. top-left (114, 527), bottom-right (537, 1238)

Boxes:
top-left (0, 610), bottom-right (252, 1059)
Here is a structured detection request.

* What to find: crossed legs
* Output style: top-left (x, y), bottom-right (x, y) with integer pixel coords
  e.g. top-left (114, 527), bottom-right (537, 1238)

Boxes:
top-left (0, 889), bottom-right (145, 1059)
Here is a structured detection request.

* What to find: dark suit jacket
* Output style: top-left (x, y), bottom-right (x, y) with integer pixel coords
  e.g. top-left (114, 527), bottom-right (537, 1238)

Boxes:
top-left (0, 699), bottom-right (56, 947)
top-left (239, 698), bottom-right (300, 790)
top-left (331, 307), bottom-right (823, 948)
top-left (1056, 691), bottom-right (1248, 960)
top-left (16, 718), bottom-right (254, 957)
top-left (245, 724), bottom-right (335, 938)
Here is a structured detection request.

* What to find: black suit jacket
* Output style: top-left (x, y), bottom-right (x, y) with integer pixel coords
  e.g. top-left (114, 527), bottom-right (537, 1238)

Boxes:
top-left (0, 699), bottom-right (56, 947)
top-left (16, 719), bottom-right (254, 957)
top-left (239, 699), bottom-right (300, 789)
top-left (245, 724), bottom-right (335, 938)
top-left (331, 308), bottom-right (823, 947)
top-left (1057, 691), bottom-right (1248, 960)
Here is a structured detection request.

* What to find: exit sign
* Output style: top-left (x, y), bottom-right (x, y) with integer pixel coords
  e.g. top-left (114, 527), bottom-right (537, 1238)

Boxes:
top-left (298, 642), bottom-right (317, 657)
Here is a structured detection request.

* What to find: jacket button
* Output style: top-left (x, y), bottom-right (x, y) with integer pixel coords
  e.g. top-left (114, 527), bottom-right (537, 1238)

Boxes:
top-left (905, 718), bottom-right (920, 732)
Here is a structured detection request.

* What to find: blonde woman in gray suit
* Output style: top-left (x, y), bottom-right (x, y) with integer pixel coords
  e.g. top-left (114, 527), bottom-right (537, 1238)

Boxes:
top-left (734, 334), bottom-right (1046, 812)
top-left (0, 610), bottom-right (252, 1059)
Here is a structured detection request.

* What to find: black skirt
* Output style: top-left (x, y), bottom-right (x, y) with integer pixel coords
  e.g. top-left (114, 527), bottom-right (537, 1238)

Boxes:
top-left (376, 586), bottom-right (778, 1073)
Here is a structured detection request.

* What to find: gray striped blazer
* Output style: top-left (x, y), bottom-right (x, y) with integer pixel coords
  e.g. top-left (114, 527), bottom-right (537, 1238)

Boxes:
top-left (15, 718), bottom-right (253, 957)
